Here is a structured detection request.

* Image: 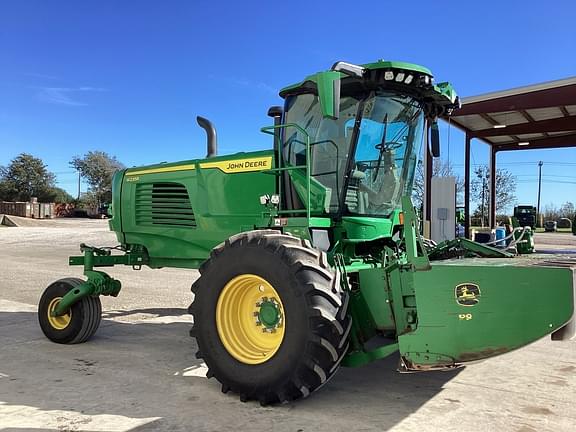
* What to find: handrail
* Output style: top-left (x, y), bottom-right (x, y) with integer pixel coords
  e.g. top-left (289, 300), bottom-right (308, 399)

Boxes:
top-left (261, 123), bottom-right (312, 219)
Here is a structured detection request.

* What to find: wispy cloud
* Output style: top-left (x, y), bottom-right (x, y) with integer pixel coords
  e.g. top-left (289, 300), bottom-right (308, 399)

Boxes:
top-left (229, 77), bottom-right (277, 95)
top-left (36, 86), bottom-right (107, 106)
top-left (208, 74), bottom-right (277, 96)
top-left (24, 72), bottom-right (59, 80)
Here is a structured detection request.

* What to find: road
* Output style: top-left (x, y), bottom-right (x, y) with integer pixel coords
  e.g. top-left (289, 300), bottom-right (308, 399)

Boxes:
top-left (1, 219), bottom-right (575, 431)
top-left (535, 231), bottom-right (576, 251)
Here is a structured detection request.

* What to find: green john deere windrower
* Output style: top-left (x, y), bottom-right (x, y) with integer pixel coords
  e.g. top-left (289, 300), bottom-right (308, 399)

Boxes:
top-left (38, 60), bottom-right (576, 404)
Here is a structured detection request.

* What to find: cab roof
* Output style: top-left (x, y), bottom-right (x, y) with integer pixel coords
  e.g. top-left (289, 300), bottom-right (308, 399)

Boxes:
top-left (279, 60), bottom-right (433, 96)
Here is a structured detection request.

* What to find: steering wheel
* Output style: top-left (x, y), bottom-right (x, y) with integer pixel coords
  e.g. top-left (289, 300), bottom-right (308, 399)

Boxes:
top-left (375, 141), bottom-right (403, 151)
top-left (373, 141), bottom-right (402, 181)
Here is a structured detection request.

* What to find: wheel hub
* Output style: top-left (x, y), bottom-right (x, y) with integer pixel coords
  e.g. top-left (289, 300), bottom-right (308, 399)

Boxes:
top-left (47, 297), bottom-right (72, 330)
top-left (255, 298), bottom-right (283, 331)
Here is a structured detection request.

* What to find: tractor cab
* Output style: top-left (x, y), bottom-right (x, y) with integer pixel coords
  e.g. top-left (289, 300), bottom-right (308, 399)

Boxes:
top-left (275, 61), bottom-right (459, 230)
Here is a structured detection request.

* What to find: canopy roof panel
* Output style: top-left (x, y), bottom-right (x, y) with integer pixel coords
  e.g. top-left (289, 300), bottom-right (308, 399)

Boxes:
top-left (446, 76), bottom-right (576, 152)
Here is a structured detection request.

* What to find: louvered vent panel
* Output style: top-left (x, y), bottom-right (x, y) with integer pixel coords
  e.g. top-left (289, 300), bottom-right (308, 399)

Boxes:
top-left (135, 182), bottom-right (196, 227)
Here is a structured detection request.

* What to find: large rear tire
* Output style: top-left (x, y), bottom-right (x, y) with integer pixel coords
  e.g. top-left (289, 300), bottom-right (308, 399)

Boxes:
top-left (189, 230), bottom-right (351, 404)
top-left (38, 278), bottom-right (102, 344)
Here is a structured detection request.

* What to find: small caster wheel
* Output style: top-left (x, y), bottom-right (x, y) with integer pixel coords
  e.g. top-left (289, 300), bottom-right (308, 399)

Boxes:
top-left (38, 277), bottom-right (102, 344)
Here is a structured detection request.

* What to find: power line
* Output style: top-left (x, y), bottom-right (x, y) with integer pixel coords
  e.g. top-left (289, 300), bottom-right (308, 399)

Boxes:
top-left (516, 174), bottom-right (576, 179)
top-left (450, 161), bottom-right (576, 168)
top-left (516, 179), bottom-right (576, 185)
top-left (500, 161), bottom-right (576, 166)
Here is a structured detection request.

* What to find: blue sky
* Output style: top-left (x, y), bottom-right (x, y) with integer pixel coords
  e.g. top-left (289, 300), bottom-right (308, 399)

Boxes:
top-left (1, 1), bottom-right (575, 210)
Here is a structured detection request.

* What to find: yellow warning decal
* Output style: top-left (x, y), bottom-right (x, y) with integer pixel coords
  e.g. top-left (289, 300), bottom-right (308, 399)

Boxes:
top-left (126, 164), bottom-right (196, 176)
top-left (125, 156), bottom-right (272, 176)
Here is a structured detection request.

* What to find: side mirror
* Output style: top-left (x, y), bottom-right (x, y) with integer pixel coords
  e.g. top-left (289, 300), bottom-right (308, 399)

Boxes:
top-left (430, 121), bottom-right (440, 158)
top-left (316, 62), bottom-right (364, 120)
top-left (316, 71), bottom-right (341, 120)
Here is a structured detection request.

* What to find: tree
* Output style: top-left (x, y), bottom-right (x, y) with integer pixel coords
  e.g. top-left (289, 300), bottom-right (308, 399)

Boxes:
top-left (46, 187), bottom-right (75, 203)
top-left (543, 203), bottom-right (559, 221)
top-left (0, 153), bottom-right (57, 202)
top-left (413, 159), bottom-right (464, 209)
top-left (559, 201), bottom-right (575, 219)
top-left (471, 165), bottom-right (517, 226)
top-left (70, 151), bottom-right (124, 205)
top-left (78, 191), bottom-right (99, 209)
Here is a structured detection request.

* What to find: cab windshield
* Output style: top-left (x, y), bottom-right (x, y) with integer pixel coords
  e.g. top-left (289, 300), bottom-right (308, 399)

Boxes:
top-left (349, 92), bottom-right (425, 216)
top-left (282, 90), bottom-right (425, 216)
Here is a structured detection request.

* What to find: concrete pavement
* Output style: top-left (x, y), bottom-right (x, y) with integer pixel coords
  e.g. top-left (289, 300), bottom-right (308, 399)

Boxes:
top-left (1, 220), bottom-right (575, 431)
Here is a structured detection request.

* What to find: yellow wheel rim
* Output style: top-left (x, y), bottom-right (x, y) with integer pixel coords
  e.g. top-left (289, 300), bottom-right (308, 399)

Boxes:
top-left (47, 297), bottom-right (72, 330)
top-left (216, 274), bottom-right (285, 364)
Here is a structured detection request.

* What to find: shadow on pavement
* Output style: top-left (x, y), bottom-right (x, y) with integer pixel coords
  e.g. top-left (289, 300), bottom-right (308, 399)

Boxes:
top-left (0, 308), bottom-right (462, 432)
top-left (102, 307), bottom-right (189, 318)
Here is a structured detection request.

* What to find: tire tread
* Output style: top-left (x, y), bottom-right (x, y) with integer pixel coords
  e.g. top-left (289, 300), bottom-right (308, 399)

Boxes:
top-left (189, 230), bottom-right (351, 404)
top-left (39, 277), bottom-right (102, 344)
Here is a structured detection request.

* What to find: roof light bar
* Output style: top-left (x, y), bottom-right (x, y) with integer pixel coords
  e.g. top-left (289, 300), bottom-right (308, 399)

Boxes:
top-left (331, 61), bottom-right (365, 78)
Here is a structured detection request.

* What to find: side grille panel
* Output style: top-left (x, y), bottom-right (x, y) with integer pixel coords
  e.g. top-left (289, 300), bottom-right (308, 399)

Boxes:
top-left (135, 182), bottom-right (196, 228)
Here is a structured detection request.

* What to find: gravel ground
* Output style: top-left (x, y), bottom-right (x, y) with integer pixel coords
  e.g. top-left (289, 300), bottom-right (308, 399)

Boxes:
top-left (0, 219), bottom-right (575, 432)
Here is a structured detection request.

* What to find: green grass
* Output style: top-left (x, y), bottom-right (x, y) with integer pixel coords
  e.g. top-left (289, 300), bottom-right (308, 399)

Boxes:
top-left (534, 227), bottom-right (572, 233)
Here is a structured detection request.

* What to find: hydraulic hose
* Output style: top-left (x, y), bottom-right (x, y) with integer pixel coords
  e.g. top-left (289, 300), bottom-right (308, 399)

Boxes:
top-left (484, 226), bottom-right (530, 250)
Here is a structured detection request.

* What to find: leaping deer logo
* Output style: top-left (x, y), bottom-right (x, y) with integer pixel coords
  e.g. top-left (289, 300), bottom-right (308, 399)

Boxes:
top-left (455, 283), bottom-right (481, 306)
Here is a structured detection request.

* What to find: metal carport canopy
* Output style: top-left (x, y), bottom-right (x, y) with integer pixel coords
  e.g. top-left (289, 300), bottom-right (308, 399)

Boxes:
top-left (439, 76), bottom-right (576, 238)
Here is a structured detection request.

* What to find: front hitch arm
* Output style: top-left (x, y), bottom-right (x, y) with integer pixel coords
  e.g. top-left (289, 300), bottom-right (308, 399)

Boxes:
top-left (51, 244), bottom-right (145, 317)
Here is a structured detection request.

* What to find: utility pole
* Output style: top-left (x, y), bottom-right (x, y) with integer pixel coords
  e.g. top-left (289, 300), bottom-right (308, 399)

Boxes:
top-left (77, 171), bottom-right (81, 200)
top-left (481, 172), bottom-right (486, 228)
top-left (537, 161), bottom-right (543, 228)
top-left (477, 167), bottom-right (489, 228)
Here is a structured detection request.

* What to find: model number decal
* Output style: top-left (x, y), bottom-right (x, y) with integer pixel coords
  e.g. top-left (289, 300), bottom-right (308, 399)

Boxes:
top-left (459, 313), bottom-right (473, 321)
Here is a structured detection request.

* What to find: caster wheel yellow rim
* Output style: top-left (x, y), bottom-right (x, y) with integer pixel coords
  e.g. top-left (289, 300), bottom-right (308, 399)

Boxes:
top-left (47, 297), bottom-right (72, 330)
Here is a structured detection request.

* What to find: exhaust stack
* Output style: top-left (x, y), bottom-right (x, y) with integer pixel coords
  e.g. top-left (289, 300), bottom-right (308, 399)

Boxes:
top-left (196, 116), bottom-right (217, 158)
